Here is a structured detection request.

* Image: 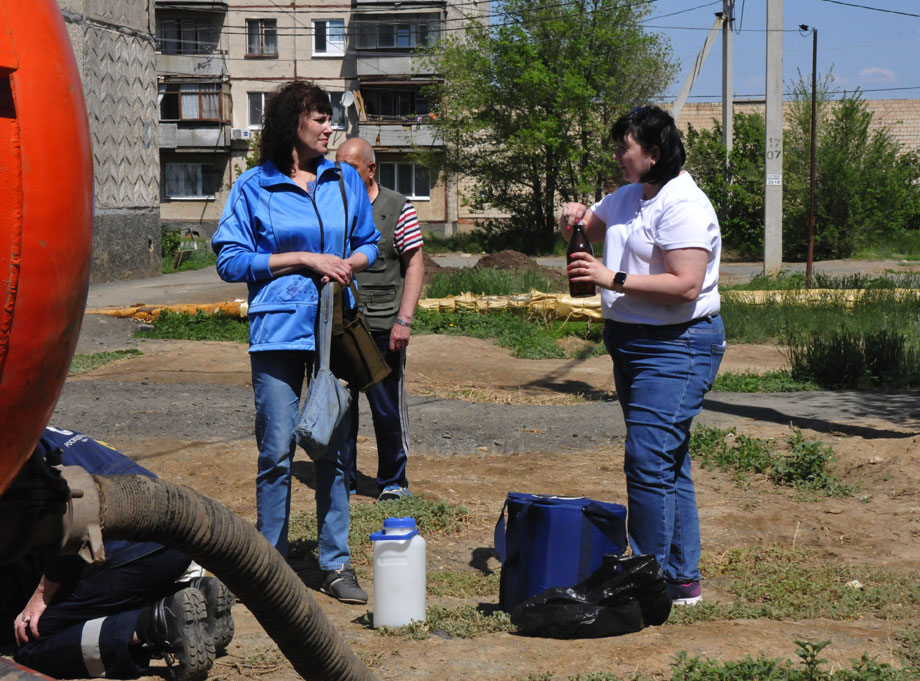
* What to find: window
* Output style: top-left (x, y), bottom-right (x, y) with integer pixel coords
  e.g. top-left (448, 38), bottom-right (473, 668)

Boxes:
top-left (164, 163), bottom-right (217, 199)
top-left (354, 17), bottom-right (440, 51)
top-left (157, 19), bottom-right (218, 55)
top-left (378, 162), bottom-right (429, 199)
top-left (313, 19), bottom-right (345, 56)
top-left (363, 89), bottom-right (428, 121)
top-left (159, 83), bottom-right (230, 123)
top-left (248, 92), bottom-right (272, 129)
top-left (246, 19), bottom-right (277, 56)
top-left (329, 92), bottom-right (347, 130)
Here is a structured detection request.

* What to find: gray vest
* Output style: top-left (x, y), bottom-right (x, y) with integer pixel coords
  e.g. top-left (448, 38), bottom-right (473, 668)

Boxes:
top-left (356, 185), bottom-right (407, 332)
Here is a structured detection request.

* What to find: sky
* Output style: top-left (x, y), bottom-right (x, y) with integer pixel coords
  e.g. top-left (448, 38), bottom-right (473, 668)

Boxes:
top-left (639, 0), bottom-right (920, 101)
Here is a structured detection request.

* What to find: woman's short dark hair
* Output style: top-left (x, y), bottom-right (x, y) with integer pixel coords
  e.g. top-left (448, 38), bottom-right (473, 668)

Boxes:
top-left (611, 105), bottom-right (685, 186)
top-left (258, 80), bottom-right (332, 175)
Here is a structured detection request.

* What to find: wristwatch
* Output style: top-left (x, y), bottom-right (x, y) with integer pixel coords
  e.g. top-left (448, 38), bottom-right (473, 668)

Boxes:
top-left (395, 317), bottom-right (412, 328)
top-left (612, 271), bottom-right (627, 292)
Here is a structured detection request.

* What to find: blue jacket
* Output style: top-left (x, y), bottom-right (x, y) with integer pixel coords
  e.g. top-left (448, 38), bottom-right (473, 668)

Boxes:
top-left (213, 158), bottom-right (380, 352)
top-left (36, 427), bottom-right (165, 583)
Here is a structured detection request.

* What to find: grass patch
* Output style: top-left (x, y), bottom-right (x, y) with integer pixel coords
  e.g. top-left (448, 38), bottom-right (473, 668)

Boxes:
top-left (724, 271), bottom-right (920, 291)
top-left (134, 310), bottom-right (249, 343)
top-left (428, 569), bottom-right (500, 598)
top-left (288, 495), bottom-right (469, 564)
top-left (424, 267), bottom-right (565, 298)
top-left (371, 604), bottom-right (512, 639)
top-left (516, 640), bottom-right (917, 679)
top-left (689, 426), bottom-right (852, 496)
top-left (713, 370), bottom-right (819, 392)
top-left (69, 349), bottom-right (142, 374)
top-left (668, 546), bottom-right (920, 626)
top-left (162, 227), bottom-right (216, 274)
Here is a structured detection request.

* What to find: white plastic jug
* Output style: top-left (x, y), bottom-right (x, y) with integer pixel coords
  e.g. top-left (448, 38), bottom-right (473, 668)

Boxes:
top-left (369, 516), bottom-right (426, 627)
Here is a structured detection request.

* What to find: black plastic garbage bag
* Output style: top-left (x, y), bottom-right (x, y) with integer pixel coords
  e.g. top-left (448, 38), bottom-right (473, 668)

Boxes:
top-left (510, 554), bottom-right (672, 638)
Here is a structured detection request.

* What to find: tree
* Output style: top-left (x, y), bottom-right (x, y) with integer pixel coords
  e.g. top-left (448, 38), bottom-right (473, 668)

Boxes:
top-left (419, 0), bottom-right (675, 252)
top-left (685, 112), bottom-right (766, 258)
top-left (784, 75), bottom-right (920, 259)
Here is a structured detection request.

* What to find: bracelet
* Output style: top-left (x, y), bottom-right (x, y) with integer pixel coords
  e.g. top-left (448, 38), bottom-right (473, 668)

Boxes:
top-left (395, 317), bottom-right (412, 328)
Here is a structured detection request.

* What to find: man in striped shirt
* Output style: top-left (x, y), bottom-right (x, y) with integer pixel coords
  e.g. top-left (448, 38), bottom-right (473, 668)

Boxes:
top-left (336, 138), bottom-right (425, 502)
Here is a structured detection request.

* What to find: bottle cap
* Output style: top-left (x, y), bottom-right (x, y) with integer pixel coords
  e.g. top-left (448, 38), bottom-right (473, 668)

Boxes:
top-left (383, 517), bottom-right (417, 530)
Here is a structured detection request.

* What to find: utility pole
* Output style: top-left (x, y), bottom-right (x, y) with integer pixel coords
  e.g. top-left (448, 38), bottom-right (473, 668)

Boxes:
top-left (763, 0), bottom-right (783, 275)
top-left (722, 0), bottom-right (734, 163)
top-left (805, 26), bottom-right (818, 286)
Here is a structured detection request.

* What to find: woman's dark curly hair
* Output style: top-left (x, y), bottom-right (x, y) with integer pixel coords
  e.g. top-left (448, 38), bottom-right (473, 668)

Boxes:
top-left (258, 80), bottom-right (332, 175)
top-left (611, 105), bottom-right (685, 186)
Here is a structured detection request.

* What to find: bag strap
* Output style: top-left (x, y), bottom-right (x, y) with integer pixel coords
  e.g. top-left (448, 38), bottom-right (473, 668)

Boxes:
top-left (494, 496), bottom-right (534, 564)
top-left (315, 284), bottom-right (335, 374)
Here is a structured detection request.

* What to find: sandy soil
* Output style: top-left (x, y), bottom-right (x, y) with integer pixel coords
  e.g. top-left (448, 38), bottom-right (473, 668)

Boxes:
top-left (48, 323), bottom-right (920, 681)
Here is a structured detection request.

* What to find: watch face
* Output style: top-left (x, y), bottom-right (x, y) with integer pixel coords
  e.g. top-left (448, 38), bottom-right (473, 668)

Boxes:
top-left (614, 272), bottom-right (627, 285)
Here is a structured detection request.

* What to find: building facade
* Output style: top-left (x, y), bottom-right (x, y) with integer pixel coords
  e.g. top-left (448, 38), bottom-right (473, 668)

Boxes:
top-left (157, 0), bottom-right (487, 240)
top-left (59, 0), bottom-right (161, 281)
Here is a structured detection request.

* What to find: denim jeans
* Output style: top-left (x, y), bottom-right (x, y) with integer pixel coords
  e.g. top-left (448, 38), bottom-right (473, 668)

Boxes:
top-left (603, 314), bottom-right (725, 583)
top-left (251, 351), bottom-right (351, 569)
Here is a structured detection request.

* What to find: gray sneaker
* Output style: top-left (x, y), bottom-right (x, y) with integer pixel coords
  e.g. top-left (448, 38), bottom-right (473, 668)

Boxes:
top-left (320, 566), bottom-right (368, 604)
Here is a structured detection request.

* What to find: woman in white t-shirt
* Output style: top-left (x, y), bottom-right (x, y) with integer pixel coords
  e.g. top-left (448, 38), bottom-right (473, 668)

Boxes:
top-left (559, 105), bottom-right (724, 606)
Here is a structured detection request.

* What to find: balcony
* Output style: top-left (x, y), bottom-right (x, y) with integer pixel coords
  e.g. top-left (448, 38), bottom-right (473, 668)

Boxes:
top-left (157, 52), bottom-right (228, 78)
top-left (154, 1), bottom-right (227, 8)
top-left (357, 122), bottom-right (439, 149)
top-left (357, 55), bottom-right (418, 79)
top-left (160, 123), bottom-right (231, 151)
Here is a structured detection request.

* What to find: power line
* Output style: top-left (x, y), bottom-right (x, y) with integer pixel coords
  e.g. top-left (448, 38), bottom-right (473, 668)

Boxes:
top-left (816, 0), bottom-right (920, 18)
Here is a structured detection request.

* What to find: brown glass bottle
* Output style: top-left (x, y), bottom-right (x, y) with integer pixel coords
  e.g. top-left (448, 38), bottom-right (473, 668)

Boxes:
top-left (566, 222), bottom-right (596, 298)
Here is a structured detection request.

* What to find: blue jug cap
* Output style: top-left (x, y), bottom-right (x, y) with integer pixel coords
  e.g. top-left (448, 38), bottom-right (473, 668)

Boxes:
top-left (370, 516), bottom-right (419, 541)
top-left (384, 517), bottom-right (417, 529)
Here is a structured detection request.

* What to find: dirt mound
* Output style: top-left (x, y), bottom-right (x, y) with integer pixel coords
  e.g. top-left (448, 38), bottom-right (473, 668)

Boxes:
top-left (476, 250), bottom-right (567, 288)
top-left (476, 250), bottom-right (542, 271)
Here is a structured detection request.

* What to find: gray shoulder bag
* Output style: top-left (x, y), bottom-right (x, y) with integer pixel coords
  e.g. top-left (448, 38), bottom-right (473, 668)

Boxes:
top-left (293, 283), bottom-right (352, 460)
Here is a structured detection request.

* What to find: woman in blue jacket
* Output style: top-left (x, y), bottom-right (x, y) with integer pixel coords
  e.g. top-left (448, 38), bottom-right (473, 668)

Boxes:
top-left (212, 81), bottom-right (380, 604)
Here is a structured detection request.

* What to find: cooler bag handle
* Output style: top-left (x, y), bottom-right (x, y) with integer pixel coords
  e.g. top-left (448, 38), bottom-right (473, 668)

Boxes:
top-left (494, 496), bottom-right (536, 564)
top-left (582, 501), bottom-right (628, 549)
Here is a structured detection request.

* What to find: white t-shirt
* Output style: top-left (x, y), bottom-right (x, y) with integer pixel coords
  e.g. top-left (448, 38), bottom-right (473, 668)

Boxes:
top-left (590, 171), bottom-right (721, 325)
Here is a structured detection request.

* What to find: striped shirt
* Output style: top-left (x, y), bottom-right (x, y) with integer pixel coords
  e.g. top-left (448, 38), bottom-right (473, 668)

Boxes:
top-left (394, 200), bottom-right (424, 255)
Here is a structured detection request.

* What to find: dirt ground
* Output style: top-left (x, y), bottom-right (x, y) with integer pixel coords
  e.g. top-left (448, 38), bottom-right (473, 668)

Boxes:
top-left (51, 314), bottom-right (920, 681)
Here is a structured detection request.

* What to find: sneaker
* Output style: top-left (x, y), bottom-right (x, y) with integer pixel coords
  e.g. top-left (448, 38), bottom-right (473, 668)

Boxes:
top-left (141, 587), bottom-right (214, 681)
top-left (666, 580), bottom-right (702, 606)
top-left (320, 566), bottom-right (368, 604)
top-left (187, 576), bottom-right (235, 654)
top-left (377, 485), bottom-right (411, 502)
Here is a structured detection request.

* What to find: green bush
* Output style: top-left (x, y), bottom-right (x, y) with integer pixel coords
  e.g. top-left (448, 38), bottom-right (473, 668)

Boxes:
top-left (786, 328), bottom-right (920, 389)
top-left (161, 224), bottom-right (182, 261)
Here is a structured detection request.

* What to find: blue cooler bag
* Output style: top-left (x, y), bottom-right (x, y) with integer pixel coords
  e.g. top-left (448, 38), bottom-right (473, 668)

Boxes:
top-left (494, 493), bottom-right (628, 612)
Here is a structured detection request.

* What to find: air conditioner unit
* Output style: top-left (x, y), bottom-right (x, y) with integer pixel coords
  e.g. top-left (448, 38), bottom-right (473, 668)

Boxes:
top-left (231, 128), bottom-right (251, 141)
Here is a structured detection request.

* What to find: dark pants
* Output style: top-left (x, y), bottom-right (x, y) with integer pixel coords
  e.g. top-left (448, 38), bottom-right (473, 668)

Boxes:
top-left (14, 548), bottom-right (190, 679)
top-left (344, 329), bottom-right (409, 493)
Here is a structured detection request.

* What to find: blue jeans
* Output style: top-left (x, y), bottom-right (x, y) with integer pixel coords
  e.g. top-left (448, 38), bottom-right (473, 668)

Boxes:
top-left (603, 315), bottom-right (725, 583)
top-left (251, 351), bottom-right (351, 569)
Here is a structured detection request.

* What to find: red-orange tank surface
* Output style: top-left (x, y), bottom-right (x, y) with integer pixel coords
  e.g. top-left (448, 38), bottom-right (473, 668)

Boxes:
top-left (0, 0), bottom-right (94, 495)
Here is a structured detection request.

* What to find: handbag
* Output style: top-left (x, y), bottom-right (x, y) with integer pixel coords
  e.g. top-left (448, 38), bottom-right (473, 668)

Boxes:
top-left (330, 280), bottom-right (391, 391)
top-left (293, 283), bottom-right (352, 461)
top-left (325, 163), bottom-right (391, 392)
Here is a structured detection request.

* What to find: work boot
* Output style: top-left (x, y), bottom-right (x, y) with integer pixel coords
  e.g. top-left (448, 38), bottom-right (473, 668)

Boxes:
top-left (187, 576), bottom-right (235, 654)
top-left (139, 587), bottom-right (214, 681)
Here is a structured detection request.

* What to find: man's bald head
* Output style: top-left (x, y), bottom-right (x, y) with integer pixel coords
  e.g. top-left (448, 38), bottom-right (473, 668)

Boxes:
top-left (336, 138), bottom-right (377, 197)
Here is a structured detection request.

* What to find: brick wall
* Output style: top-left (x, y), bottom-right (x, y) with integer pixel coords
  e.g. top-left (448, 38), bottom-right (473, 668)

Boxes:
top-left (677, 99), bottom-right (920, 154)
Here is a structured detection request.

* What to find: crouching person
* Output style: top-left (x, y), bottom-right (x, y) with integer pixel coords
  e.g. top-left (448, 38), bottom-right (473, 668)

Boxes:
top-left (3, 427), bottom-right (235, 681)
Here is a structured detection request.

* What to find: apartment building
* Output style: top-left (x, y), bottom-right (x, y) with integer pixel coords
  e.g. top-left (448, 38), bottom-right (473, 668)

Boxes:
top-left (156, 0), bottom-right (486, 239)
